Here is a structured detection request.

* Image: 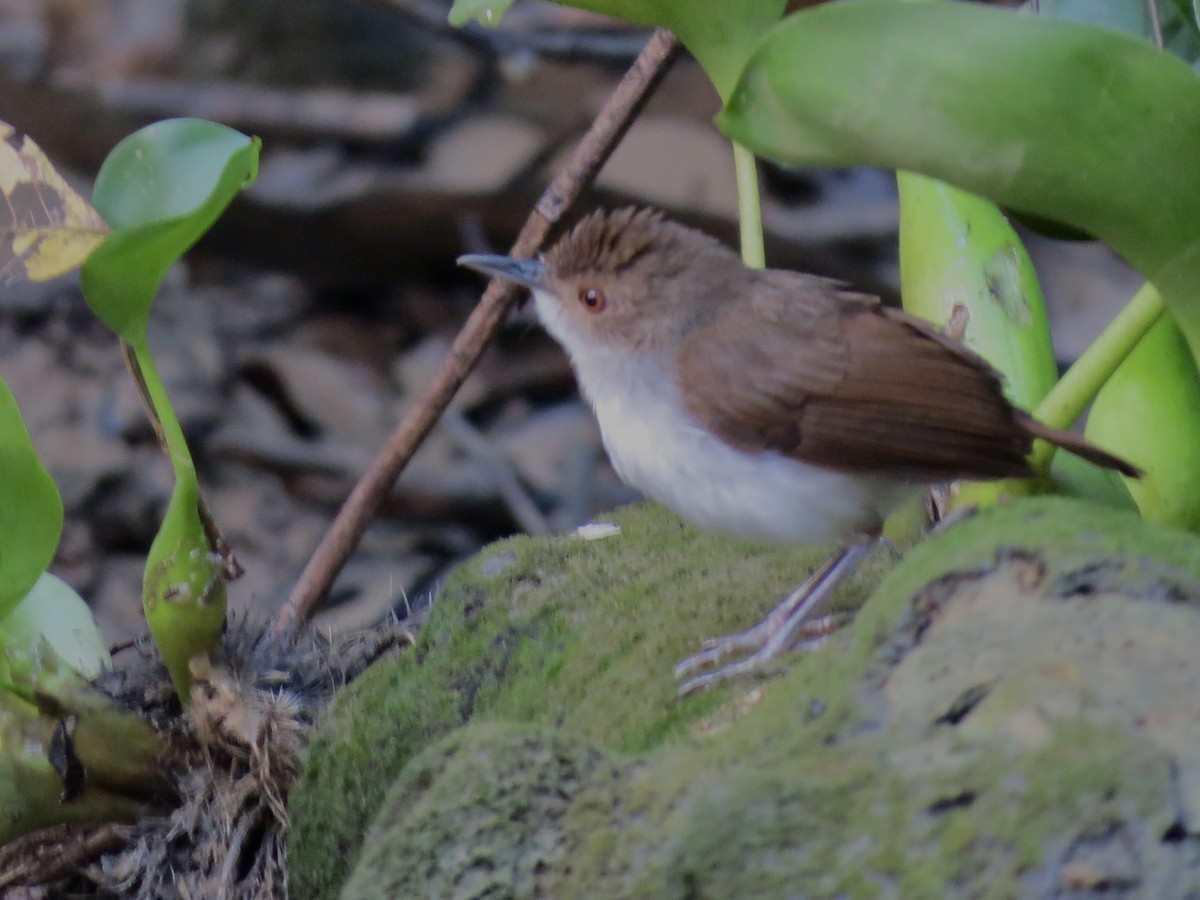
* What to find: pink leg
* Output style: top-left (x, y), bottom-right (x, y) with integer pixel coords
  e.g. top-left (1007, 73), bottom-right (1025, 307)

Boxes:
top-left (675, 539), bottom-right (875, 696)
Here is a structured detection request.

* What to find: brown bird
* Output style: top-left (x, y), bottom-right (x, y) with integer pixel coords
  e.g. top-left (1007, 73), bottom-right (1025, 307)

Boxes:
top-left (459, 208), bottom-right (1138, 694)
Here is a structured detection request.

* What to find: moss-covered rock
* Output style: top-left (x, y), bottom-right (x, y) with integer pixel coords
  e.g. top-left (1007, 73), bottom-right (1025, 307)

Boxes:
top-left (288, 501), bottom-right (896, 898)
top-left (289, 498), bottom-right (1200, 898)
top-left (340, 722), bottom-right (624, 899)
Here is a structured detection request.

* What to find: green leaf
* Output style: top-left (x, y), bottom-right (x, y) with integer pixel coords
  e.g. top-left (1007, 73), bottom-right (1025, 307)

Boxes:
top-left (1168, 0), bottom-right (1199, 28)
top-left (1041, 0), bottom-right (1200, 67)
top-left (2, 574), bottom-right (109, 679)
top-left (718, 1), bottom-right (1200, 366)
top-left (1085, 314), bottom-right (1200, 530)
top-left (1037, 0), bottom-right (1150, 38)
top-left (547, 0), bottom-right (786, 99)
top-left (73, 119), bottom-right (250, 700)
top-left (898, 174), bottom-right (1057, 412)
top-left (447, 0), bottom-right (514, 27)
top-left (897, 173), bottom-right (1058, 507)
top-left (1048, 452), bottom-right (1139, 512)
top-left (81, 118), bottom-right (260, 342)
top-left (0, 376), bottom-right (62, 620)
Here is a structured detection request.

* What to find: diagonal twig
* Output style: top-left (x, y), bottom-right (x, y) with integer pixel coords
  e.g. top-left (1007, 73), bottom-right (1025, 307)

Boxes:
top-left (440, 408), bottom-right (552, 537)
top-left (1146, 0), bottom-right (1164, 49)
top-left (272, 28), bottom-right (680, 638)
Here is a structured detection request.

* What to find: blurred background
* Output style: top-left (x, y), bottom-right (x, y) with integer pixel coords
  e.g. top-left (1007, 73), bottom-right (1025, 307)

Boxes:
top-left (0, 0), bottom-right (1142, 642)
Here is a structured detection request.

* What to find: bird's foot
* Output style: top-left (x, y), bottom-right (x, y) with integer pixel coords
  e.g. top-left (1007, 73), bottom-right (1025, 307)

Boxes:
top-left (674, 613), bottom-right (847, 697)
top-left (674, 541), bottom-right (874, 697)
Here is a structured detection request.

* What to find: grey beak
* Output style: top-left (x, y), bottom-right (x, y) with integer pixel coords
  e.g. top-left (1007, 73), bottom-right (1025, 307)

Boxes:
top-left (457, 254), bottom-right (546, 290)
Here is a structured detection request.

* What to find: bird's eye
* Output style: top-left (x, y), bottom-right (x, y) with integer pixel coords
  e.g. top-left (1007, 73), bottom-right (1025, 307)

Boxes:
top-left (578, 287), bottom-right (607, 313)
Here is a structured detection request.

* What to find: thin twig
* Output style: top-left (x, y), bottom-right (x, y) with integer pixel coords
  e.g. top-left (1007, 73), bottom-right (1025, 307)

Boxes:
top-left (440, 409), bottom-right (552, 536)
top-left (273, 28), bottom-right (680, 638)
top-left (1147, 0), bottom-right (1164, 49)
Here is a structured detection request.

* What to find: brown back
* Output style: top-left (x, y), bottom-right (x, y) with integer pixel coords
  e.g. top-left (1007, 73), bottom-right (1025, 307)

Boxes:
top-left (678, 272), bottom-right (1034, 482)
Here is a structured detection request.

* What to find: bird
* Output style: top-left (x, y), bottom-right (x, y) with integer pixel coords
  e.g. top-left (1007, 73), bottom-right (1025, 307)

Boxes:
top-left (458, 207), bottom-right (1138, 694)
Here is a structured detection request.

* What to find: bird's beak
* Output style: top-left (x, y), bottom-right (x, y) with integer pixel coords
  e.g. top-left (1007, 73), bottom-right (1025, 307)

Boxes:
top-left (457, 254), bottom-right (546, 290)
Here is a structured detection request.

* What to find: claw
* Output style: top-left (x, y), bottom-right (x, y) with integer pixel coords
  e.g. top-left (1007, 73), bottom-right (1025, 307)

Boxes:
top-left (673, 541), bottom-right (874, 695)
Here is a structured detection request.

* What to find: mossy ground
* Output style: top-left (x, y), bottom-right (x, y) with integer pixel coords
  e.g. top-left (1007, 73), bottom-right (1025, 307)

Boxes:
top-left (289, 498), bottom-right (1200, 899)
top-left (288, 501), bottom-right (896, 898)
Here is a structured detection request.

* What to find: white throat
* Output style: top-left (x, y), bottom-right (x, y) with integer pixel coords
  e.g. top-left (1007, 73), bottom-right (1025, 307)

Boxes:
top-left (531, 289), bottom-right (914, 543)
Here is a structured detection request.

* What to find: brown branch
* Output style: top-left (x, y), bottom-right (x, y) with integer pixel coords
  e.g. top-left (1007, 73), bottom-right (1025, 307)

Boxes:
top-left (272, 28), bottom-right (680, 638)
top-left (1146, 0), bottom-right (1164, 50)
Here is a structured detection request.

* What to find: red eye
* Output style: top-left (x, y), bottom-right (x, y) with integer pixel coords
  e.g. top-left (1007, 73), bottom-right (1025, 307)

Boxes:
top-left (578, 287), bottom-right (607, 313)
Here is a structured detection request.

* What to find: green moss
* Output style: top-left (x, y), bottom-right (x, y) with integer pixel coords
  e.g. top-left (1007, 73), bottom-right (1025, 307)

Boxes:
top-left (291, 497), bottom-right (1200, 897)
top-left (288, 501), bottom-right (898, 898)
top-left (342, 722), bottom-right (623, 900)
top-left (286, 653), bottom-right (464, 900)
top-left (861, 497), bottom-right (1200, 642)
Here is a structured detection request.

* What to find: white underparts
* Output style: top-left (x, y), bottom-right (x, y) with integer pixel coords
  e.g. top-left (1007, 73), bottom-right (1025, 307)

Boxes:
top-left (532, 289), bottom-right (916, 543)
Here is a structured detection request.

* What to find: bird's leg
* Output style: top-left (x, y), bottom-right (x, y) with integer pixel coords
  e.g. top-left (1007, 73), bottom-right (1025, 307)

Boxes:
top-left (675, 538), bottom-right (876, 696)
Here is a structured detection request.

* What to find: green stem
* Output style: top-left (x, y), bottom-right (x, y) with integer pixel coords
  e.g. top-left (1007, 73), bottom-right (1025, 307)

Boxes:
top-left (733, 140), bottom-right (765, 269)
top-left (127, 336), bottom-right (195, 478)
top-left (1031, 280), bottom-right (1165, 469)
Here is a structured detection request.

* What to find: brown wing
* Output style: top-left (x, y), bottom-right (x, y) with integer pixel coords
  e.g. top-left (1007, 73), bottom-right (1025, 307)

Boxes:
top-left (677, 273), bottom-right (1034, 482)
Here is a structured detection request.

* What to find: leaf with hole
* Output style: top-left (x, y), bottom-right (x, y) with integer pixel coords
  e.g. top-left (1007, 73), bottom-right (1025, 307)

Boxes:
top-left (0, 121), bottom-right (109, 284)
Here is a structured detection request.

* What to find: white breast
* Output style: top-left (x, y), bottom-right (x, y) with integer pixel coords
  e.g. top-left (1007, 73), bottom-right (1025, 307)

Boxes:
top-left (532, 290), bottom-right (914, 543)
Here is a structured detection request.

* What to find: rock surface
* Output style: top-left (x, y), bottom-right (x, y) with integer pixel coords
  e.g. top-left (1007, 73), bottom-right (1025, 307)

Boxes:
top-left (288, 497), bottom-right (1200, 899)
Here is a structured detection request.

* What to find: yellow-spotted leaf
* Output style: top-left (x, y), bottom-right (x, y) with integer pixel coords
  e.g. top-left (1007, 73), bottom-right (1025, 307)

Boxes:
top-left (0, 122), bottom-right (110, 284)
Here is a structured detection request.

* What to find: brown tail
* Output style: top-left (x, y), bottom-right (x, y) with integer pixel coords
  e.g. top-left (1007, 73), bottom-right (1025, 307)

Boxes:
top-left (1021, 416), bottom-right (1142, 479)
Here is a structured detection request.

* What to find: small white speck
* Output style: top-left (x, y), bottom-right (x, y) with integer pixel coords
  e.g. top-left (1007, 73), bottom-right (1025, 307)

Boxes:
top-left (575, 522), bottom-right (621, 540)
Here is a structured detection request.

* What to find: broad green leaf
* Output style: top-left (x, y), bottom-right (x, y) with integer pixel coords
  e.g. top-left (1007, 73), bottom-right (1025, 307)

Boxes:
top-left (448, 0), bottom-right (514, 27)
top-left (0, 376), bottom-right (62, 620)
top-left (0, 121), bottom-right (110, 283)
top-left (1041, 0), bottom-right (1200, 67)
top-left (2, 573), bottom-right (109, 679)
top-left (1085, 314), bottom-right (1200, 530)
top-left (1048, 451), bottom-right (1139, 513)
top-left (81, 119), bottom-right (260, 342)
top-left (1038, 0), bottom-right (1150, 37)
top-left (546, 0), bottom-right (786, 99)
top-left (898, 175), bottom-right (1057, 412)
top-left (719, 1), bottom-right (1200, 366)
top-left (1169, 0), bottom-right (1200, 28)
top-left (898, 173), bottom-right (1057, 507)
